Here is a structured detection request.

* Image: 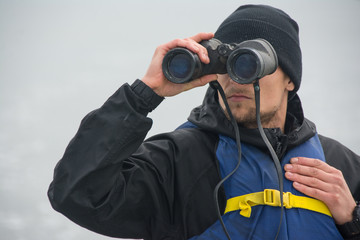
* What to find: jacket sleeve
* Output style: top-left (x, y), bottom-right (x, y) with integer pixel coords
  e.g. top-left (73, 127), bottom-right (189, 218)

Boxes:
top-left (47, 80), bottom-right (175, 239)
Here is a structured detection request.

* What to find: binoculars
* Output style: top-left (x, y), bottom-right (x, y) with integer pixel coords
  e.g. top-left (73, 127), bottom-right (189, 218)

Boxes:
top-left (162, 38), bottom-right (278, 84)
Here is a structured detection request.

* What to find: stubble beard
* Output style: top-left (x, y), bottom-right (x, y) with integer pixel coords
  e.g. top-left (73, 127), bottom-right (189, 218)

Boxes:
top-left (223, 102), bottom-right (278, 129)
top-left (218, 88), bottom-right (280, 129)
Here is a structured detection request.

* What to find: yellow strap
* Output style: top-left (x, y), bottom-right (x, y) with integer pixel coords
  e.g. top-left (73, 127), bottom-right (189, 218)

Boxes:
top-left (224, 189), bottom-right (332, 218)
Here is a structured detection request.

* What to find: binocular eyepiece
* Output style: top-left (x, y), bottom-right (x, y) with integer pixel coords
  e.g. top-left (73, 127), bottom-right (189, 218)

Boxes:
top-left (162, 38), bottom-right (278, 84)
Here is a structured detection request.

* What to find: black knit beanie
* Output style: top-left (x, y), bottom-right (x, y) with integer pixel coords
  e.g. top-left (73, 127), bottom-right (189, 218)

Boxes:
top-left (214, 4), bottom-right (302, 100)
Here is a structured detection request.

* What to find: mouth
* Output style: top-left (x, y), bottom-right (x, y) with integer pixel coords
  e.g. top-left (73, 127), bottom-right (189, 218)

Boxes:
top-left (228, 93), bottom-right (251, 102)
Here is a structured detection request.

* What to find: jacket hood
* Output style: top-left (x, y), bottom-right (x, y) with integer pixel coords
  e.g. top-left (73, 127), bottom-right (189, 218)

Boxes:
top-left (188, 84), bottom-right (317, 152)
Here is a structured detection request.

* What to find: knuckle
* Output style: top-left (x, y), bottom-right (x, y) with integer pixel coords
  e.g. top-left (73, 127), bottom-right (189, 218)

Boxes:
top-left (333, 175), bottom-right (344, 186)
top-left (311, 188), bottom-right (320, 197)
top-left (332, 184), bottom-right (342, 193)
top-left (156, 44), bottom-right (164, 51)
top-left (171, 38), bottom-right (184, 47)
top-left (309, 177), bottom-right (318, 186)
top-left (334, 168), bottom-right (343, 177)
top-left (155, 44), bottom-right (166, 51)
top-left (154, 45), bottom-right (165, 55)
top-left (329, 193), bottom-right (341, 205)
top-left (312, 158), bottom-right (319, 165)
top-left (291, 164), bottom-right (299, 172)
top-left (183, 38), bottom-right (193, 44)
top-left (310, 168), bottom-right (319, 176)
top-left (331, 169), bottom-right (344, 184)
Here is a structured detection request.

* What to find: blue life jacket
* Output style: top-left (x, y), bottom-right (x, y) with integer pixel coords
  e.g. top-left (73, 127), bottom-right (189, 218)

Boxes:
top-left (182, 123), bottom-right (342, 240)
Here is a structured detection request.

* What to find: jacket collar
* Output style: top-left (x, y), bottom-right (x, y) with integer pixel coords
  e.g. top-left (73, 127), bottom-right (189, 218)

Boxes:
top-left (188, 85), bottom-right (316, 152)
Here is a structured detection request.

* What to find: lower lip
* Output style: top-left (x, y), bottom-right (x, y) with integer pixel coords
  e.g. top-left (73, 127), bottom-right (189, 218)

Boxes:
top-left (228, 96), bottom-right (250, 102)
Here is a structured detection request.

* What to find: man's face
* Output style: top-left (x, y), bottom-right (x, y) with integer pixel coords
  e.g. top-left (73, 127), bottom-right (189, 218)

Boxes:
top-left (217, 67), bottom-right (295, 130)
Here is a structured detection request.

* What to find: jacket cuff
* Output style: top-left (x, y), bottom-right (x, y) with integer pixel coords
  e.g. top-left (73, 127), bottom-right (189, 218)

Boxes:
top-left (131, 79), bottom-right (164, 112)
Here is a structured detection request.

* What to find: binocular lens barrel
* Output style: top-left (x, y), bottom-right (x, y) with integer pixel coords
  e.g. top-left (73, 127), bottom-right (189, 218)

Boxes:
top-left (231, 53), bottom-right (258, 81)
top-left (168, 53), bottom-right (193, 79)
top-left (162, 48), bottom-right (201, 83)
top-left (162, 38), bottom-right (278, 84)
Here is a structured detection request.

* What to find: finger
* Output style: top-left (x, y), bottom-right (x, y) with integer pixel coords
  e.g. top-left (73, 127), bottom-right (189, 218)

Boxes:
top-left (285, 162), bottom-right (327, 179)
top-left (189, 33), bottom-right (214, 64)
top-left (184, 38), bottom-right (210, 64)
top-left (163, 38), bottom-right (201, 54)
top-left (292, 181), bottom-right (332, 203)
top-left (179, 32), bottom-right (215, 63)
top-left (290, 157), bottom-right (337, 174)
top-left (164, 32), bottom-right (214, 54)
top-left (284, 162), bottom-right (342, 185)
top-left (285, 171), bottom-right (333, 193)
top-left (164, 38), bottom-right (210, 64)
top-left (190, 32), bottom-right (215, 43)
top-left (285, 158), bottom-right (345, 185)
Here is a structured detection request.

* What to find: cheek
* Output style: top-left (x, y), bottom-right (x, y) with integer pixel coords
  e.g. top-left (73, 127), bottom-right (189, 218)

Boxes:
top-left (259, 84), bottom-right (284, 109)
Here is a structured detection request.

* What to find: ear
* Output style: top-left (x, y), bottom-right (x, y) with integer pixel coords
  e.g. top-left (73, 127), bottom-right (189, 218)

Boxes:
top-left (286, 78), bottom-right (295, 91)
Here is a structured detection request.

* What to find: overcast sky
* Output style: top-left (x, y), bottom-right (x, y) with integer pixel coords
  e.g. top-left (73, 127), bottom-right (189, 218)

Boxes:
top-left (0, 0), bottom-right (359, 239)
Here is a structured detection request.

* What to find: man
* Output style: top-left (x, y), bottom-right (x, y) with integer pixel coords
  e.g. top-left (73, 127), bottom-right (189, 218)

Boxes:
top-left (48, 4), bottom-right (360, 240)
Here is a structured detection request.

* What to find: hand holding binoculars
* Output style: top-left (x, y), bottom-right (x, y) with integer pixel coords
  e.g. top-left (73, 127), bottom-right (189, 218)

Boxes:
top-left (162, 38), bottom-right (278, 84)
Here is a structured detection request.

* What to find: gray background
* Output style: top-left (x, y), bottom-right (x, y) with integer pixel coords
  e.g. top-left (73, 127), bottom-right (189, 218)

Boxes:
top-left (1, 0), bottom-right (359, 239)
